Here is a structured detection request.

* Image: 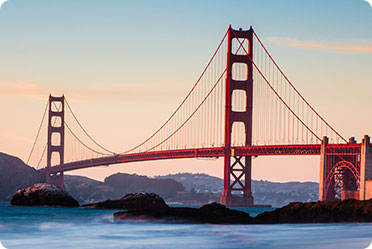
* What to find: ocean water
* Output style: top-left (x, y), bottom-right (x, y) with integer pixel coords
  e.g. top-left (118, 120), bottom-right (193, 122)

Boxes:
top-left (0, 202), bottom-right (371, 249)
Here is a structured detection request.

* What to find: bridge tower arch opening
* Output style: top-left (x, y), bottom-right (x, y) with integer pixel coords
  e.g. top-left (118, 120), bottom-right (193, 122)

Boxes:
top-left (324, 160), bottom-right (359, 200)
top-left (319, 135), bottom-right (372, 201)
top-left (220, 26), bottom-right (254, 206)
top-left (46, 95), bottom-right (65, 190)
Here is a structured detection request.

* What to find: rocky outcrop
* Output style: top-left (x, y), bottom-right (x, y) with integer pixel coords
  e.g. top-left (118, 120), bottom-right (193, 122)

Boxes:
top-left (120, 192), bottom-right (168, 209)
top-left (82, 192), bottom-right (168, 210)
top-left (11, 183), bottom-right (79, 207)
top-left (113, 195), bottom-right (372, 224)
top-left (254, 199), bottom-right (372, 223)
top-left (114, 202), bottom-right (253, 224)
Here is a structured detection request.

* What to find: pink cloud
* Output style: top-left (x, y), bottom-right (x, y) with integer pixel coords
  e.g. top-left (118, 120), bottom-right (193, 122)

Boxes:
top-left (267, 37), bottom-right (372, 54)
top-left (0, 81), bottom-right (46, 99)
top-left (0, 80), bottom-right (185, 101)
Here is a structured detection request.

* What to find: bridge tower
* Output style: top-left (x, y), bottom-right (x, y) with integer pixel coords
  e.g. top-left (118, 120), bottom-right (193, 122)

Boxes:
top-left (46, 95), bottom-right (65, 190)
top-left (220, 26), bottom-right (254, 206)
top-left (319, 135), bottom-right (372, 201)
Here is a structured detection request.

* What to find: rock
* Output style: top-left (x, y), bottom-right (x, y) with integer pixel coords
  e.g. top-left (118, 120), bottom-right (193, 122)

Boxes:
top-left (114, 202), bottom-right (253, 224)
top-left (82, 192), bottom-right (168, 210)
top-left (11, 183), bottom-right (79, 207)
top-left (120, 192), bottom-right (168, 210)
top-left (253, 199), bottom-right (372, 223)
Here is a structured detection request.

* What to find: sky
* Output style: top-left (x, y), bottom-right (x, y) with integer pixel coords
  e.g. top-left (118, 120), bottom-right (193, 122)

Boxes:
top-left (0, 0), bottom-right (371, 183)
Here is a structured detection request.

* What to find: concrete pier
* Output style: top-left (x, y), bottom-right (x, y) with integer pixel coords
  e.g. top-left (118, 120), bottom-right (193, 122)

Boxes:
top-left (360, 135), bottom-right (372, 200)
top-left (318, 136), bottom-right (328, 201)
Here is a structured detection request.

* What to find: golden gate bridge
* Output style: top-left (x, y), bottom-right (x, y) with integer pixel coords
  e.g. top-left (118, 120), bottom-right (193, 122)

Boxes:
top-left (26, 26), bottom-right (372, 206)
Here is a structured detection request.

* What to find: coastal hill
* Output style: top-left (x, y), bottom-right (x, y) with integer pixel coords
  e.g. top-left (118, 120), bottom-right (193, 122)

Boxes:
top-left (156, 173), bottom-right (318, 207)
top-left (0, 152), bottom-right (44, 200)
top-left (0, 152), bottom-right (318, 206)
top-left (64, 173), bottom-right (185, 204)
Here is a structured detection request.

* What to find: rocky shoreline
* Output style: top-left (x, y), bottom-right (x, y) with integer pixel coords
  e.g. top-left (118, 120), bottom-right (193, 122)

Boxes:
top-left (113, 199), bottom-right (372, 224)
top-left (254, 199), bottom-right (372, 223)
top-left (85, 193), bottom-right (372, 224)
top-left (113, 202), bottom-right (253, 224)
top-left (10, 185), bottom-right (372, 224)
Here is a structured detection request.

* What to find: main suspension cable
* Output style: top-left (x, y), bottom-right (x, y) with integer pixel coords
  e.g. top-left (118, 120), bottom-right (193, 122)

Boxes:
top-left (145, 69), bottom-right (226, 152)
top-left (27, 99), bottom-right (48, 164)
top-left (65, 99), bottom-right (115, 155)
top-left (253, 31), bottom-right (347, 143)
top-left (231, 29), bottom-right (321, 142)
top-left (120, 30), bottom-right (228, 155)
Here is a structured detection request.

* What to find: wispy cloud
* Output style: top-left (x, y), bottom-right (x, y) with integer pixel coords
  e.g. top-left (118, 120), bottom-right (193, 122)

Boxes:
top-left (0, 80), bottom-right (186, 101)
top-left (267, 37), bottom-right (372, 54)
top-left (0, 81), bottom-right (46, 99)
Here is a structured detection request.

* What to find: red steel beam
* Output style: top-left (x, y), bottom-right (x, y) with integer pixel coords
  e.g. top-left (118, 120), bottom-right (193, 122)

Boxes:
top-left (40, 144), bottom-right (361, 174)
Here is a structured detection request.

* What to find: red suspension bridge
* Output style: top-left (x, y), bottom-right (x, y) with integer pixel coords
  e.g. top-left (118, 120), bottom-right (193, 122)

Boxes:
top-left (27, 26), bottom-right (372, 206)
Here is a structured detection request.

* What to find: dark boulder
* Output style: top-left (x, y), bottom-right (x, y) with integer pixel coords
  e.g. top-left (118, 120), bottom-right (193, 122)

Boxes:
top-left (254, 199), bottom-right (372, 223)
top-left (82, 192), bottom-right (168, 210)
top-left (120, 192), bottom-right (168, 210)
top-left (11, 183), bottom-right (79, 207)
top-left (114, 202), bottom-right (253, 224)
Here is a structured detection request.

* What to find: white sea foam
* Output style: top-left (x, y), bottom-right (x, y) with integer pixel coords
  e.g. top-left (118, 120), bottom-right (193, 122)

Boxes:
top-left (364, 0), bottom-right (372, 8)
top-left (0, 241), bottom-right (7, 249)
top-left (39, 222), bottom-right (73, 230)
top-left (0, 1), bottom-right (7, 8)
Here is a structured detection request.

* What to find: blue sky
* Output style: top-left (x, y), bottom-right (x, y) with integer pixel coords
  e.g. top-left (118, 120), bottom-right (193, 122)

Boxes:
top-left (0, 0), bottom-right (371, 182)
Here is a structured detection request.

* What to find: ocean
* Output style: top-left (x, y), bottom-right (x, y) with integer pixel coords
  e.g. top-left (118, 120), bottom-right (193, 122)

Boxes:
top-left (0, 202), bottom-right (371, 249)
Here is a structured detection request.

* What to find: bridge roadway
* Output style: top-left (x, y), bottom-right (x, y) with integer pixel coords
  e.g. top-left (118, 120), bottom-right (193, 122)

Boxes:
top-left (39, 143), bottom-right (362, 174)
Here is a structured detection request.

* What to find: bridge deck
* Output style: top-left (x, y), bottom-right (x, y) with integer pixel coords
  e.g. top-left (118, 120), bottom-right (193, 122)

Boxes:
top-left (40, 144), bottom-right (356, 174)
top-left (40, 143), bottom-right (364, 174)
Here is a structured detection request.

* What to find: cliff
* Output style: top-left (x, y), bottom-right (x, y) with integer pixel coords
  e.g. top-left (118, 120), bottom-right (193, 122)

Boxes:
top-left (0, 152), bottom-right (44, 200)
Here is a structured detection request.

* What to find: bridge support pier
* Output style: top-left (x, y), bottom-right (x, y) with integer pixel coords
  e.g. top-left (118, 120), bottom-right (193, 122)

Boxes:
top-left (360, 135), bottom-right (372, 200)
top-left (318, 136), bottom-right (328, 201)
top-left (220, 155), bottom-right (254, 206)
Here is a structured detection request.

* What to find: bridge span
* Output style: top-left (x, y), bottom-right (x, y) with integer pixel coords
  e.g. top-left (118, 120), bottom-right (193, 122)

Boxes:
top-left (28, 26), bottom-right (372, 206)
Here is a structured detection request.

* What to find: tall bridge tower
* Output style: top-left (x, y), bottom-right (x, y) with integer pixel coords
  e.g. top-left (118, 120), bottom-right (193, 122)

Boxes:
top-left (46, 95), bottom-right (65, 190)
top-left (220, 26), bottom-right (254, 206)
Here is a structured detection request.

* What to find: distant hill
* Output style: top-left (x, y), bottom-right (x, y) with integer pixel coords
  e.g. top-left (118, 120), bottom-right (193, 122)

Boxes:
top-left (252, 180), bottom-right (318, 206)
top-left (156, 173), bottom-right (222, 193)
top-left (66, 173), bottom-right (186, 203)
top-left (156, 173), bottom-right (318, 207)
